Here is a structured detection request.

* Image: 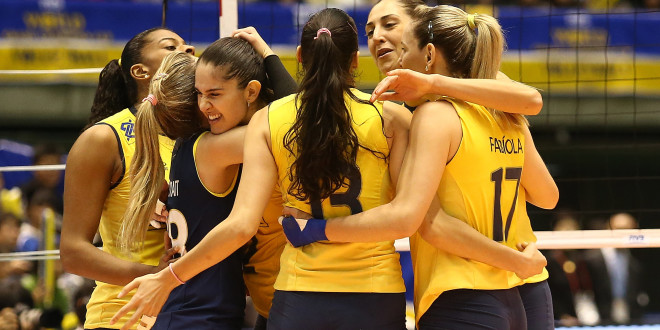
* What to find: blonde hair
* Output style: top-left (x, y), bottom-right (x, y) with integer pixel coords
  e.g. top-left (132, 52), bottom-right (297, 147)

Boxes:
top-left (413, 5), bottom-right (528, 128)
top-left (118, 51), bottom-right (199, 253)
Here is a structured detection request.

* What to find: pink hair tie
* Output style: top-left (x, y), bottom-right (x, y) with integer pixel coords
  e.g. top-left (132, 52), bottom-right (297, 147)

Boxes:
top-left (142, 94), bottom-right (158, 106)
top-left (314, 28), bottom-right (331, 40)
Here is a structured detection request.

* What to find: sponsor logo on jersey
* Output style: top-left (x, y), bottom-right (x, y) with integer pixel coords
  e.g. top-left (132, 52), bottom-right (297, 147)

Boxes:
top-left (120, 119), bottom-right (135, 142)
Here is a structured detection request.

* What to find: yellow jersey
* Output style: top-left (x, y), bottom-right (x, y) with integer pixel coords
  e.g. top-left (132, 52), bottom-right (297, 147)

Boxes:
top-left (269, 90), bottom-right (405, 294)
top-left (411, 99), bottom-right (548, 322)
top-left (243, 185), bottom-right (286, 318)
top-left (85, 108), bottom-right (175, 329)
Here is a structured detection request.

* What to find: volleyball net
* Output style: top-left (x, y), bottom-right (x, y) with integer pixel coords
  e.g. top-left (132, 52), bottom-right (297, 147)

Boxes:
top-left (1, 0), bottom-right (660, 327)
top-left (3, 0), bottom-right (660, 240)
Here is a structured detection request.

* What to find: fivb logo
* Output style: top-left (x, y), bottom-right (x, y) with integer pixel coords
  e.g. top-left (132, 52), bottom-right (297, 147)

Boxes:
top-left (627, 234), bottom-right (645, 245)
top-left (120, 119), bottom-right (135, 142)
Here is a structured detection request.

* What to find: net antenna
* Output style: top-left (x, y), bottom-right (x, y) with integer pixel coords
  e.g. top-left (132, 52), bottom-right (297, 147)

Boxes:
top-left (219, 0), bottom-right (238, 38)
top-left (162, 0), bottom-right (168, 27)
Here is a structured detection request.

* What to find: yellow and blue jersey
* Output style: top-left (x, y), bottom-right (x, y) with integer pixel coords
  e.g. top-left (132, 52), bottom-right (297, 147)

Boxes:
top-left (155, 132), bottom-right (245, 328)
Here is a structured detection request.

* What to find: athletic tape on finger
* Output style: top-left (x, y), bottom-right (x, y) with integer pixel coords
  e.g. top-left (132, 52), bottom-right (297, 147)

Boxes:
top-left (138, 315), bottom-right (157, 330)
top-left (150, 200), bottom-right (166, 229)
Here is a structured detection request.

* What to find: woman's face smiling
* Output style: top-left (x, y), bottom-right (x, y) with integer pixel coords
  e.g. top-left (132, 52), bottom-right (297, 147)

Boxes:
top-left (366, 0), bottom-right (412, 74)
top-left (195, 61), bottom-right (250, 135)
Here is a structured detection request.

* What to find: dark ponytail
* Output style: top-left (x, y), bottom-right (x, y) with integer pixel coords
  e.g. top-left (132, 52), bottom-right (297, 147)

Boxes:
top-left (84, 27), bottom-right (172, 130)
top-left (284, 8), bottom-right (383, 202)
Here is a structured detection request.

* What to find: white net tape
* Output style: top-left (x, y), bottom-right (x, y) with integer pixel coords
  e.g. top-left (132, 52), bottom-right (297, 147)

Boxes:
top-left (0, 250), bottom-right (60, 262)
top-left (3, 228), bottom-right (659, 261)
top-left (394, 229), bottom-right (660, 252)
top-left (2, 164), bottom-right (658, 261)
top-left (0, 164), bottom-right (65, 172)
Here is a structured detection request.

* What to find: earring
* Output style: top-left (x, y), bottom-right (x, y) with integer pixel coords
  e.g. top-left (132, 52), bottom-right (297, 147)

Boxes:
top-left (247, 101), bottom-right (250, 108)
top-left (425, 64), bottom-right (429, 72)
top-left (145, 74), bottom-right (150, 78)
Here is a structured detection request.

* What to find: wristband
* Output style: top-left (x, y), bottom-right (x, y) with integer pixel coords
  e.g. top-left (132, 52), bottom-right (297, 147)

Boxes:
top-left (281, 216), bottom-right (328, 247)
top-left (169, 263), bottom-right (185, 285)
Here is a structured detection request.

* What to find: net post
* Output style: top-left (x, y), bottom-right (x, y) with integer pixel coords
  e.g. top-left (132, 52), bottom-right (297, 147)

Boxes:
top-left (219, 0), bottom-right (238, 38)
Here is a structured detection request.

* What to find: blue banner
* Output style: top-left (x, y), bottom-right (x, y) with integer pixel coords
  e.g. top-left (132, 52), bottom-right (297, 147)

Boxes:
top-left (1, 0), bottom-right (659, 54)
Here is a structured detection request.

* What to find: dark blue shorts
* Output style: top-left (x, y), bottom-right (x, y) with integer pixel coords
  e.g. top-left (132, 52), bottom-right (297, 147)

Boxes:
top-left (519, 280), bottom-right (554, 330)
top-left (267, 290), bottom-right (406, 330)
top-left (254, 313), bottom-right (267, 330)
top-left (418, 287), bottom-right (526, 330)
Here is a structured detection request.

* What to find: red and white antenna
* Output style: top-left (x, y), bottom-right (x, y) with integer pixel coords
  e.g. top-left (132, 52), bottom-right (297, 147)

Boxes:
top-left (219, 0), bottom-right (238, 38)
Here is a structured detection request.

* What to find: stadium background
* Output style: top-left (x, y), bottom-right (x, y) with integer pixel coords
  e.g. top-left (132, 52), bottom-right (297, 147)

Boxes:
top-left (1, 0), bottom-right (660, 326)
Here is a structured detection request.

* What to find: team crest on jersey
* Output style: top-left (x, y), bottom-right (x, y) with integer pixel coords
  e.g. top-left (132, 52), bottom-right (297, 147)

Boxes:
top-left (120, 119), bottom-right (135, 143)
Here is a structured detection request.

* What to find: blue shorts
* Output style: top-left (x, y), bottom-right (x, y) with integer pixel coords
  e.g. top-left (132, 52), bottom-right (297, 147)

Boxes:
top-left (418, 287), bottom-right (526, 330)
top-left (267, 290), bottom-right (406, 330)
top-left (519, 280), bottom-right (554, 330)
top-left (254, 313), bottom-right (267, 330)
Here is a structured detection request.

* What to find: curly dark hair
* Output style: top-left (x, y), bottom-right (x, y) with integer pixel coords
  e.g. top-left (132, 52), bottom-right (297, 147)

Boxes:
top-left (284, 8), bottom-right (385, 202)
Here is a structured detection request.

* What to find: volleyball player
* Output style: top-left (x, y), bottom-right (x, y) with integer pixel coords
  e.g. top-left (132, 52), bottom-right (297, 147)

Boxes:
top-left (282, 5), bottom-right (558, 329)
top-left (110, 8), bottom-right (412, 330)
top-left (231, 27), bottom-right (296, 329)
top-left (117, 33), bottom-right (297, 328)
top-left (367, 0), bottom-right (543, 115)
top-left (367, 2), bottom-right (557, 324)
top-left (367, 2), bottom-right (558, 328)
top-left (60, 28), bottom-right (194, 330)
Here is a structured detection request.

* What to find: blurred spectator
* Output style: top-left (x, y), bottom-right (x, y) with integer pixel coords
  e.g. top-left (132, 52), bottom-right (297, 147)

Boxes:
top-left (0, 277), bottom-right (33, 310)
top-left (583, 213), bottom-right (646, 325)
top-left (39, 307), bottom-right (64, 329)
top-left (640, 0), bottom-right (660, 8)
top-left (552, 0), bottom-right (582, 7)
top-left (545, 213), bottom-right (598, 326)
top-left (515, 0), bottom-right (544, 6)
top-left (20, 143), bottom-right (64, 215)
top-left (0, 277), bottom-right (39, 330)
top-left (17, 188), bottom-right (61, 253)
top-left (0, 307), bottom-right (19, 330)
top-left (72, 279), bottom-right (95, 330)
top-left (0, 213), bottom-right (21, 254)
top-left (21, 260), bottom-right (70, 327)
top-left (0, 175), bottom-right (24, 220)
top-left (0, 213), bottom-right (32, 279)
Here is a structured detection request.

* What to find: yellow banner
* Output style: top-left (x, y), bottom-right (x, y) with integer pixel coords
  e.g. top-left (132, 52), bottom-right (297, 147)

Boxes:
top-left (0, 45), bottom-right (121, 83)
top-left (501, 51), bottom-right (660, 96)
top-left (1, 46), bottom-right (659, 95)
